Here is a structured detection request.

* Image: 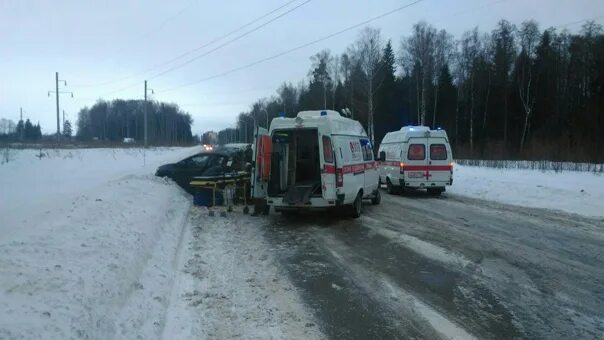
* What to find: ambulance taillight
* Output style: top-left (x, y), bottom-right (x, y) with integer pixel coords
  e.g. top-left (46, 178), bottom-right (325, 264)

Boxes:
top-left (336, 168), bottom-right (343, 187)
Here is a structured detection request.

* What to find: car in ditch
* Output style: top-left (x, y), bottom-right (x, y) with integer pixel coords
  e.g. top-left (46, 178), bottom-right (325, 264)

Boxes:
top-left (155, 144), bottom-right (250, 193)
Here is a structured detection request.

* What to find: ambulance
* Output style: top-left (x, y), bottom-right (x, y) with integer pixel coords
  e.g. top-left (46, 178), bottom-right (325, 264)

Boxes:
top-left (251, 110), bottom-right (380, 218)
top-left (377, 126), bottom-right (453, 195)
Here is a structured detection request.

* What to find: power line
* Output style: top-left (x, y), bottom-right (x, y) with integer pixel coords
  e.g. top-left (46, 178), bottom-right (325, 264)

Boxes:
top-left (100, 0), bottom-right (311, 97)
top-left (555, 15), bottom-right (604, 29)
top-left (147, 0), bottom-right (312, 81)
top-left (159, 0), bottom-right (425, 93)
top-left (74, 0), bottom-right (302, 89)
top-left (73, 0), bottom-right (198, 88)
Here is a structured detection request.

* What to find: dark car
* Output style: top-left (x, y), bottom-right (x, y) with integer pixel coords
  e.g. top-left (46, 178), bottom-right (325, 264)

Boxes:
top-left (155, 145), bottom-right (250, 193)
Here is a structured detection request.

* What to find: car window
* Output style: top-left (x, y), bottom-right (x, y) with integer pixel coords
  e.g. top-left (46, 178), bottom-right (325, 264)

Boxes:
top-left (430, 144), bottom-right (447, 160)
top-left (408, 144), bottom-right (425, 160)
top-left (190, 155), bottom-right (211, 167)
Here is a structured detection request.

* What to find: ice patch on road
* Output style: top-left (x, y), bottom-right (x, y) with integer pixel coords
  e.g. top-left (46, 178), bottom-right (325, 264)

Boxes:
top-left (381, 278), bottom-right (477, 340)
top-left (363, 216), bottom-right (471, 268)
top-left (319, 233), bottom-right (476, 340)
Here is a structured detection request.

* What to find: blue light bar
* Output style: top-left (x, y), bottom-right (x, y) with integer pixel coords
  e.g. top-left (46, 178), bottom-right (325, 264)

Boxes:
top-left (278, 112), bottom-right (285, 118)
top-left (320, 111), bottom-right (327, 116)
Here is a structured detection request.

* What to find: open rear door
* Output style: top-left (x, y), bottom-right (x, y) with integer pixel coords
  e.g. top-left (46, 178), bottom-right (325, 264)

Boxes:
top-left (251, 126), bottom-right (271, 199)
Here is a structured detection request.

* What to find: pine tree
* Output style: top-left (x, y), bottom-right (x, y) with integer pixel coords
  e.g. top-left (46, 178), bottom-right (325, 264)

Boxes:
top-left (24, 119), bottom-right (34, 140)
top-left (63, 120), bottom-right (72, 138)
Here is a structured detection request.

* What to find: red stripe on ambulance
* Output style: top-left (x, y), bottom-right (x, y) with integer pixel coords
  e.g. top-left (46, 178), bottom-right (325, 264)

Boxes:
top-left (402, 165), bottom-right (452, 171)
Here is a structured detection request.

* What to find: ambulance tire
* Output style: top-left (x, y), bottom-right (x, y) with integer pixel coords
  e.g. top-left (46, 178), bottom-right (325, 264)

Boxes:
top-left (350, 192), bottom-right (363, 218)
top-left (427, 188), bottom-right (444, 196)
top-left (386, 178), bottom-right (399, 195)
top-left (371, 189), bottom-right (381, 205)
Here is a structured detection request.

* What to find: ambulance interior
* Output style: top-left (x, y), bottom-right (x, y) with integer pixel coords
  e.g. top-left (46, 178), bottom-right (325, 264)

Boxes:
top-left (268, 129), bottom-right (322, 203)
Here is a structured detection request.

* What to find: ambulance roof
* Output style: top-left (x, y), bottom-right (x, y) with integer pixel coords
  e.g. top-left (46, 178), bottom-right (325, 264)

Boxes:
top-left (381, 126), bottom-right (449, 144)
top-left (270, 110), bottom-right (367, 137)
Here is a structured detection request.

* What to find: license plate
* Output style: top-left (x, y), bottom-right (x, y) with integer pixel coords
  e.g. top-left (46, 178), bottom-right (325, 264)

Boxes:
top-left (408, 172), bottom-right (425, 178)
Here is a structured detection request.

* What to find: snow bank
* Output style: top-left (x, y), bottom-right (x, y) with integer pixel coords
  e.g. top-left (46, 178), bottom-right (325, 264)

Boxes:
top-left (0, 147), bottom-right (198, 339)
top-left (162, 208), bottom-right (324, 339)
top-left (0, 147), bottom-right (196, 218)
top-left (449, 164), bottom-right (604, 218)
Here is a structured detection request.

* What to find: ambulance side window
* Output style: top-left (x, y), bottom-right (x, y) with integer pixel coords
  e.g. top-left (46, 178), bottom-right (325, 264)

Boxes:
top-left (360, 139), bottom-right (373, 161)
top-left (322, 136), bottom-right (334, 163)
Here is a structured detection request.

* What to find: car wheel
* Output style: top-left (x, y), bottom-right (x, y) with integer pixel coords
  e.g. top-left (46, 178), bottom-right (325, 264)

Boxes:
top-left (351, 192), bottom-right (363, 218)
top-left (371, 189), bottom-right (381, 205)
top-left (386, 178), bottom-right (398, 195)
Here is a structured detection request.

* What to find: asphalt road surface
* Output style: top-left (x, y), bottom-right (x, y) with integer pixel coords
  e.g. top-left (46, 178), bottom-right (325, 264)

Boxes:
top-left (256, 190), bottom-right (604, 339)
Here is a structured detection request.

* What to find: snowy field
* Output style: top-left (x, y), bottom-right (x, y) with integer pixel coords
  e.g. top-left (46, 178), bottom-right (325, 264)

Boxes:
top-left (449, 164), bottom-right (604, 218)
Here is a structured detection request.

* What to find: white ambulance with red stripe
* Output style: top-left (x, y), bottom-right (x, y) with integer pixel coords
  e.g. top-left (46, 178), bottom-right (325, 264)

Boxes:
top-left (377, 126), bottom-right (453, 195)
top-left (252, 110), bottom-right (380, 218)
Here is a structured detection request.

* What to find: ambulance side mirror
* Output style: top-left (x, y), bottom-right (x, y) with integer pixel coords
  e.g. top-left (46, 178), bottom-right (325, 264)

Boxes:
top-left (378, 151), bottom-right (386, 162)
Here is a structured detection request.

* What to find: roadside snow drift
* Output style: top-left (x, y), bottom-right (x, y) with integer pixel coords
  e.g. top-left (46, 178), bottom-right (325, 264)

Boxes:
top-left (449, 164), bottom-right (604, 218)
top-left (0, 147), bottom-right (197, 339)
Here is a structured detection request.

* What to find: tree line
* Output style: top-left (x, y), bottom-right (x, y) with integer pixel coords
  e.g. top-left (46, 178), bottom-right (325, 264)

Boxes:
top-left (0, 118), bottom-right (43, 142)
top-left (217, 19), bottom-right (604, 162)
top-left (76, 99), bottom-right (193, 144)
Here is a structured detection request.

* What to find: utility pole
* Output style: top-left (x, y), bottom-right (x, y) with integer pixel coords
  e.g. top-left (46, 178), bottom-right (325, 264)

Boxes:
top-left (47, 72), bottom-right (72, 142)
top-left (144, 80), bottom-right (154, 148)
top-left (20, 107), bottom-right (24, 140)
top-left (62, 110), bottom-right (65, 128)
top-left (55, 72), bottom-right (59, 139)
top-left (144, 80), bottom-right (147, 148)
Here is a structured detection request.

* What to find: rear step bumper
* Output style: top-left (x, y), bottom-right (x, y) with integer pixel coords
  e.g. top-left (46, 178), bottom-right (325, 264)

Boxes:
top-left (267, 196), bottom-right (335, 209)
top-left (400, 179), bottom-right (450, 188)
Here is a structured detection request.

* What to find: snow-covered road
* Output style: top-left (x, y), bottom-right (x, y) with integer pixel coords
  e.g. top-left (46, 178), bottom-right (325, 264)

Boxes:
top-left (259, 192), bottom-right (604, 339)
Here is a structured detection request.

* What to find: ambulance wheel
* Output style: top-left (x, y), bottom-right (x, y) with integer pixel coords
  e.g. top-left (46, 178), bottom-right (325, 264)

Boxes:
top-left (386, 179), bottom-right (399, 195)
top-left (351, 192), bottom-right (363, 218)
top-left (427, 188), bottom-right (444, 196)
top-left (371, 189), bottom-right (381, 205)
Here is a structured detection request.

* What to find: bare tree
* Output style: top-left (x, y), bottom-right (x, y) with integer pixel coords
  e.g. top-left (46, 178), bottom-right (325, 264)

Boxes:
top-left (355, 27), bottom-right (383, 145)
top-left (459, 28), bottom-right (481, 152)
top-left (341, 49), bottom-right (360, 118)
top-left (328, 55), bottom-right (341, 110)
top-left (401, 21), bottom-right (436, 125)
top-left (492, 20), bottom-right (517, 143)
top-left (310, 49), bottom-right (332, 109)
top-left (517, 20), bottom-right (540, 152)
top-left (277, 82), bottom-right (298, 115)
top-left (432, 29), bottom-right (455, 127)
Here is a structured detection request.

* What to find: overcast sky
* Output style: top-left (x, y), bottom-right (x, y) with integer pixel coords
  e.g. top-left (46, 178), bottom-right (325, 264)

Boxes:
top-left (1, 0), bottom-right (603, 135)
